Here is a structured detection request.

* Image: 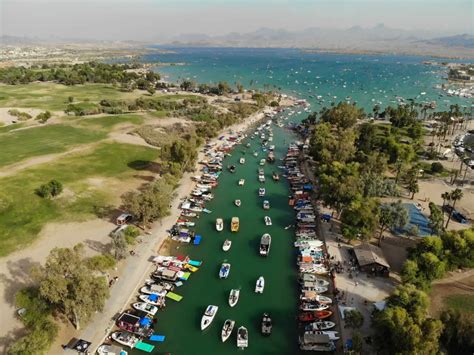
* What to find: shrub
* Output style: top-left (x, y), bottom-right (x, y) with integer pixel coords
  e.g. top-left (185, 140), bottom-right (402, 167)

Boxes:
top-left (123, 225), bottom-right (140, 245)
top-left (85, 254), bottom-right (117, 272)
top-left (35, 180), bottom-right (63, 199)
top-left (35, 111), bottom-right (52, 123)
top-left (430, 162), bottom-right (444, 174)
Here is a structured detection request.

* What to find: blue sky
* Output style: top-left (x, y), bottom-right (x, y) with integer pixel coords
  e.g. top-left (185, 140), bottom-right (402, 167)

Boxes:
top-left (1, 0), bottom-right (472, 40)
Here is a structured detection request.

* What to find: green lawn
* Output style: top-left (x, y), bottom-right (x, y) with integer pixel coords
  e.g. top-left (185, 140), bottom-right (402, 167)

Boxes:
top-left (74, 114), bottom-right (145, 129)
top-left (444, 294), bottom-right (474, 313)
top-left (0, 124), bottom-right (106, 167)
top-left (0, 142), bottom-right (160, 256)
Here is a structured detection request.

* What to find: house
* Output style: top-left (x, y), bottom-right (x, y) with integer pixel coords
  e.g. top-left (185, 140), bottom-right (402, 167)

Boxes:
top-left (353, 243), bottom-right (390, 276)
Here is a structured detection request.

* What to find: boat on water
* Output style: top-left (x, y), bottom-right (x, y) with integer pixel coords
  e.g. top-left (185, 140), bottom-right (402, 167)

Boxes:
top-left (97, 344), bottom-right (127, 355)
top-left (216, 218), bottom-right (224, 232)
top-left (259, 174), bottom-right (266, 182)
top-left (240, 157), bottom-right (245, 164)
top-left (258, 188), bottom-right (266, 197)
top-left (263, 200), bottom-right (270, 210)
top-left (299, 333), bottom-right (335, 352)
top-left (132, 302), bottom-right (158, 316)
top-left (237, 326), bottom-right (249, 349)
top-left (255, 276), bottom-right (265, 293)
top-left (258, 168), bottom-right (264, 174)
top-left (238, 179), bottom-right (245, 186)
top-left (222, 239), bottom-right (232, 251)
top-left (299, 310), bottom-right (333, 321)
top-left (272, 172), bottom-right (280, 181)
top-left (219, 263), bottom-right (231, 279)
top-left (139, 294), bottom-right (165, 307)
top-left (305, 321), bottom-right (336, 331)
top-left (253, 152), bottom-right (258, 157)
top-left (261, 313), bottom-right (272, 335)
top-left (111, 331), bottom-right (139, 349)
top-left (234, 199), bottom-right (241, 207)
top-left (300, 302), bottom-right (329, 311)
top-left (305, 330), bottom-right (340, 340)
top-left (231, 217), bottom-right (239, 232)
top-left (260, 159), bottom-right (266, 166)
top-left (201, 305), bottom-right (219, 330)
top-left (264, 216), bottom-right (272, 226)
top-left (221, 319), bottom-right (235, 342)
top-left (300, 274), bottom-right (330, 287)
top-left (228, 165), bottom-right (236, 173)
top-left (260, 234), bottom-right (271, 256)
top-left (228, 289), bottom-right (240, 307)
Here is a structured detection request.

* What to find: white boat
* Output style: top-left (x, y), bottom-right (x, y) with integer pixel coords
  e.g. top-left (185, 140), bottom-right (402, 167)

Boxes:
top-left (111, 332), bottom-right (139, 349)
top-left (238, 179), bottom-right (245, 186)
top-left (259, 234), bottom-right (271, 256)
top-left (305, 330), bottom-right (340, 340)
top-left (305, 321), bottom-right (336, 331)
top-left (237, 326), bottom-right (249, 349)
top-left (97, 344), bottom-right (127, 355)
top-left (253, 152), bottom-right (258, 157)
top-left (255, 276), bottom-right (265, 293)
top-left (258, 188), bottom-right (266, 197)
top-left (234, 199), bottom-right (241, 207)
top-left (139, 294), bottom-right (165, 307)
top-left (222, 239), bottom-right (232, 252)
top-left (231, 217), bottom-right (239, 232)
top-left (229, 288), bottom-right (240, 307)
top-left (221, 319), bottom-right (235, 342)
top-left (201, 305), bottom-right (219, 330)
top-left (132, 302), bottom-right (158, 316)
top-left (263, 200), bottom-right (270, 210)
top-left (259, 174), bottom-right (265, 182)
top-left (264, 216), bottom-right (272, 226)
top-left (216, 218), bottom-right (224, 232)
top-left (240, 157), bottom-right (245, 164)
top-left (260, 159), bottom-right (266, 166)
top-left (219, 263), bottom-right (231, 279)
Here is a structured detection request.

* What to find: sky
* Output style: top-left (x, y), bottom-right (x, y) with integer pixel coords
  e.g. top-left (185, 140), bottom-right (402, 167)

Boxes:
top-left (1, 0), bottom-right (472, 41)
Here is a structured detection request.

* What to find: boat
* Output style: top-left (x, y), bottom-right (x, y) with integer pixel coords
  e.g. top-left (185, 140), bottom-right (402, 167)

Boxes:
top-left (263, 200), bottom-right (270, 210)
top-left (231, 217), bottom-right (239, 232)
top-left (299, 333), bottom-right (335, 352)
top-left (216, 218), bottom-right (224, 232)
top-left (201, 305), bottom-right (219, 330)
top-left (258, 188), bottom-right (266, 197)
top-left (300, 302), bottom-right (329, 311)
top-left (255, 276), bottom-right (265, 293)
top-left (228, 165), bottom-right (236, 173)
top-left (305, 330), bottom-right (340, 340)
top-left (228, 289), bottom-right (240, 307)
top-left (237, 326), bottom-right (249, 349)
top-left (132, 302), bottom-right (158, 316)
top-left (234, 199), bottom-right (241, 207)
top-left (261, 313), bottom-right (272, 335)
top-left (240, 157), bottom-right (245, 164)
top-left (264, 216), bottom-right (272, 226)
top-left (219, 263), bottom-right (231, 279)
top-left (221, 319), bottom-right (235, 342)
top-left (139, 294), bottom-right (165, 307)
top-left (259, 174), bottom-right (265, 182)
top-left (238, 179), bottom-right (245, 186)
top-left (97, 344), bottom-right (127, 355)
top-left (260, 159), bottom-right (266, 166)
top-left (259, 234), bottom-right (271, 256)
top-left (272, 172), bottom-right (280, 181)
top-left (111, 331), bottom-right (139, 349)
top-left (299, 310), bottom-right (333, 322)
top-left (222, 239), bottom-right (232, 251)
top-left (305, 321), bottom-right (336, 331)
top-left (253, 152), bottom-right (258, 157)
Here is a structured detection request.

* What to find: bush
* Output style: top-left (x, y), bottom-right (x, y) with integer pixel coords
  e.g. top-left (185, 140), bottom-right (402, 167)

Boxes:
top-left (344, 309), bottom-right (364, 329)
top-left (36, 111), bottom-right (52, 123)
top-left (123, 225), bottom-right (140, 245)
top-left (430, 162), bottom-right (444, 174)
top-left (270, 100), bottom-right (279, 107)
top-left (35, 180), bottom-right (63, 198)
top-left (85, 254), bottom-right (117, 272)
top-left (8, 109), bottom-right (32, 121)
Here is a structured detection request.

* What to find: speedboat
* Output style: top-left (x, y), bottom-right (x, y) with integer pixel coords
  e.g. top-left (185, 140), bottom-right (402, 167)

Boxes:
top-left (272, 172), bottom-right (280, 181)
top-left (261, 313), bottom-right (272, 335)
top-left (139, 294), bottom-right (165, 307)
top-left (238, 179), bottom-right (245, 186)
top-left (201, 305), bottom-right (219, 330)
top-left (228, 289), bottom-right (240, 307)
top-left (255, 276), bottom-right (265, 293)
top-left (216, 218), bottom-right (224, 232)
top-left (258, 188), bottom-right (265, 197)
top-left (260, 159), bottom-right (266, 166)
top-left (300, 302), bottom-right (329, 311)
top-left (234, 199), bottom-right (241, 207)
top-left (222, 239), bottom-right (232, 251)
top-left (263, 200), bottom-right (270, 209)
top-left (259, 174), bottom-right (265, 182)
top-left (237, 326), bottom-right (249, 349)
top-left (221, 319), bottom-right (235, 342)
top-left (253, 152), bottom-right (258, 157)
top-left (231, 217), bottom-right (239, 232)
top-left (132, 302), bottom-right (158, 316)
top-left (264, 216), bottom-right (272, 226)
top-left (305, 330), bottom-right (340, 340)
top-left (240, 157), bottom-right (245, 164)
top-left (259, 234), bottom-right (271, 256)
top-left (219, 263), bottom-right (231, 279)
top-left (305, 321), bottom-right (336, 331)
top-left (97, 344), bottom-right (127, 355)
top-left (299, 310), bottom-right (333, 321)
top-left (111, 331), bottom-right (139, 349)
top-left (228, 165), bottom-right (236, 173)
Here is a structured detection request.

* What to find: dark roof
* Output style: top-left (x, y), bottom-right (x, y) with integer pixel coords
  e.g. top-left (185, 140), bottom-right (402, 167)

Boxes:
top-left (118, 312), bottom-right (140, 325)
top-left (353, 243), bottom-right (390, 269)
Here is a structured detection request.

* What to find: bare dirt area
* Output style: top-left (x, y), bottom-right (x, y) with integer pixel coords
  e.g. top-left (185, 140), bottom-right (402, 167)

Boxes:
top-left (429, 270), bottom-right (474, 316)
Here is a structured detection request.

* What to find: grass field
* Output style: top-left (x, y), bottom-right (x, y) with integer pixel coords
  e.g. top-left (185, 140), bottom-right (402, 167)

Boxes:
top-left (73, 114), bottom-right (145, 129)
top-left (0, 142), bottom-right (160, 256)
top-left (0, 124), bottom-right (106, 167)
top-left (444, 294), bottom-right (474, 313)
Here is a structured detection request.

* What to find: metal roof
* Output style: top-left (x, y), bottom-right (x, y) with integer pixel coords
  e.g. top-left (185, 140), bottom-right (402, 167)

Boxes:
top-left (353, 243), bottom-right (390, 269)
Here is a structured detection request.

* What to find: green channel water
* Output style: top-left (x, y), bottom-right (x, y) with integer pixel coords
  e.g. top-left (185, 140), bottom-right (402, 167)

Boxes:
top-left (132, 123), bottom-right (306, 354)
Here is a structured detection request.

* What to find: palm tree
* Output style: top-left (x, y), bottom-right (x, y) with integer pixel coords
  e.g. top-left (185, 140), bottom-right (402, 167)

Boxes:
top-left (445, 188), bottom-right (464, 228)
top-left (407, 178), bottom-right (419, 200)
top-left (441, 191), bottom-right (450, 207)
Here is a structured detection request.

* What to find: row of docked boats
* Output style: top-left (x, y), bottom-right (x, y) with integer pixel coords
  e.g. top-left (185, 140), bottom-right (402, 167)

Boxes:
top-left (283, 143), bottom-right (339, 352)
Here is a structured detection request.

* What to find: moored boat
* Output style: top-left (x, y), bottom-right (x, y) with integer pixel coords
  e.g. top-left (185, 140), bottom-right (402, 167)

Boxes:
top-left (231, 217), bottom-right (239, 232)
top-left (219, 263), bottom-right (231, 279)
top-left (272, 172), bottom-right (280, 181)
top-left (201, 305), bottom-right (219, 330)
top-left (97, 344), bottom-right (127, 355)
top-left (263, 200), bottom-right (270, 209)
top-left (111, 331), bottom-right (139, 349)
top-left (240, 157), bottom-right (245, 164)
top-left (261, 313), bottom-right (272, 335)
top-left (139, 294), bottom-right (165, 307)
top-left (132, 302), bottom-right (158, 316)
top-left (216, 218), bottom-right (224, 232)
top-left (305, 330), bottom-right (340, 340)
top-left (258, 188), bottom-right (265, 196)
top-left (255, 276), bottom-right (265, 293)
top-left (264, 216), bottom-right (272, 226)
top-left (299, 310), bottom-right (333, 322)
top-left (222, 239), bottom-right (232, 252)
top-left (234, 199), bottom-right (241, 207)
top-left (305, 321), bottom-right (336, 331)
top-left (237, 326), bottom-right (249, 349)
top-left (259, 234), bottom-right (271, 256)
top-left (221, 319), bottom-right (235, 342)
top-left (228, 288), bottom-right (240, 307)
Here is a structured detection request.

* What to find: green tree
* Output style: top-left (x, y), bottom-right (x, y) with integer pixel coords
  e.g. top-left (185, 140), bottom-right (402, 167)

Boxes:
top-left (85, 254), bottom-right (117, 272)
top-left (111, 234), bottom-right (128, 260)
top-left (377, 200), bottom-right (409, 244)
top-left (428, 202), bottom-right (444, 235)
top-left (344, 309), bottom-right (364, 329)
top-left (440, 309), bottom-right (474, 355)
top-left (32, 244), bottom-right (109, 329)
top-left (341, 197), bottom-right (380, 241)
top-left (387, 284), bottom-right (429, 324)
top-left (320, 102), bottom-right (365, 130)
top-left (445, 188), bottom-right (463, 228)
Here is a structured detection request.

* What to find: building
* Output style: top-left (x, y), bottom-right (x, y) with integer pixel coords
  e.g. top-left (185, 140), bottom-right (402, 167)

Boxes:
top-left (353, 243), bottom-right (390, 276)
